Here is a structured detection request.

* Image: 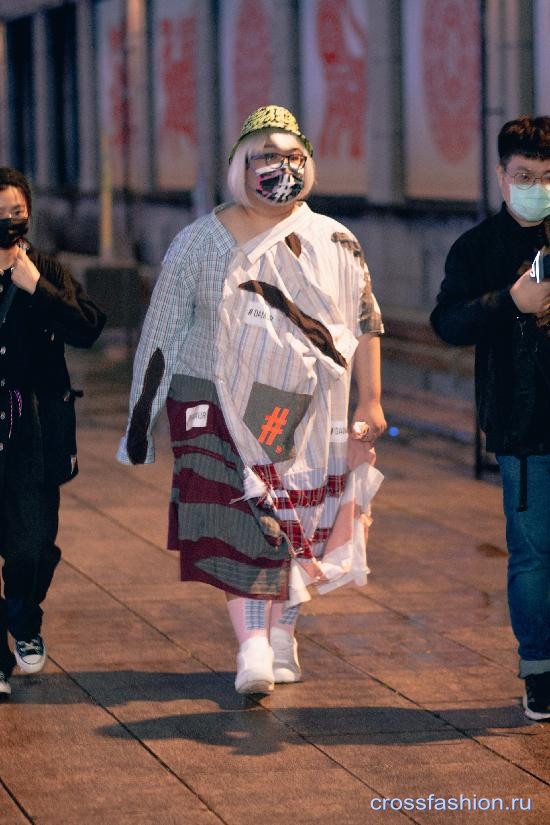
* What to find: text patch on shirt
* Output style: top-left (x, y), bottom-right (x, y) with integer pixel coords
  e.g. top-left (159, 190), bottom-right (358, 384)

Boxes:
top-left (186, 404), bottom-right (209, 430)
top-left (244, 296), bottom-right (275, 329)
top-left (330, 421), bottom-right (348, 443)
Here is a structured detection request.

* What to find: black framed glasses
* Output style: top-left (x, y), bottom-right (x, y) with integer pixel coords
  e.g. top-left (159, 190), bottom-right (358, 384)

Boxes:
top-left (505, 170), bottom-right (550, 190)
top-left (248, 152), bottom-right (307, 173)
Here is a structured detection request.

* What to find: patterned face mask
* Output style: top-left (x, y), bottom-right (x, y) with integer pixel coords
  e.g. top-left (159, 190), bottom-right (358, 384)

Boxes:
top-left (254, 163), bottom-right (305, 204)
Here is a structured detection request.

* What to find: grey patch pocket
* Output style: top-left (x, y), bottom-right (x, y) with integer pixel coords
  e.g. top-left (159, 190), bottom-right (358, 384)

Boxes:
top-left (243, 382), bottom-right (311, 462)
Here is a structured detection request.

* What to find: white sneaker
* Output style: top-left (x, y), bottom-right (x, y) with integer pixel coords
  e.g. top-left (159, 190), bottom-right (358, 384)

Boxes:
top-left (0, 671), bottom-right (11, 700)
top-left (271, 627), bottom-right (302, 683)
top-left (235, 636), bottom-right (274, 694)
top-left (15, 635), bottom-right (47, 674)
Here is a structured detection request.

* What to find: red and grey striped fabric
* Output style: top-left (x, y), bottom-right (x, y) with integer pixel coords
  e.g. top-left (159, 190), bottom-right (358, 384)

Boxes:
top-left (167, 374), bottom-right (291, 599)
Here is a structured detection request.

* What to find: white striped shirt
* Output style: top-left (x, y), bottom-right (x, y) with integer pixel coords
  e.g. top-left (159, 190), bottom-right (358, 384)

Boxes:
top-left (119, 203), bottom-right (383, 463)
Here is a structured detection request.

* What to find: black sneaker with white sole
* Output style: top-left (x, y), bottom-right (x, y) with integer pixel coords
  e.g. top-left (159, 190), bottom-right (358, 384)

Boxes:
top-left (523, 672), bottom-right (550, 720)
top-left (15, 635), bottom-right (47, 674)
top-left (0, 671), bottom-right (11, 700)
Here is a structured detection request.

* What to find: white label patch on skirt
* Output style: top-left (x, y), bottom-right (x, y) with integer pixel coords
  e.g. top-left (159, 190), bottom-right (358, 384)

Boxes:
top-left (186, 404), bottom-right (209, 430)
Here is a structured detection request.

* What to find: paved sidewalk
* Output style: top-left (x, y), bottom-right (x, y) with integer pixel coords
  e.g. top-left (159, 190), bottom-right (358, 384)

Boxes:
top-left (1, 344), bottom-right (549, 825)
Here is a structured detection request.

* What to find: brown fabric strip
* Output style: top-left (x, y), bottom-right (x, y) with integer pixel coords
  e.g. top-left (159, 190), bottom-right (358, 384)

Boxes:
top-left (239, 281), bottom-right (347, 368)
top-left (331, 231), bottom-right (365, 265)
top-left (127, 347), bottom-right (165, 464)
top-left (285, 232), bottom-right (302, 257)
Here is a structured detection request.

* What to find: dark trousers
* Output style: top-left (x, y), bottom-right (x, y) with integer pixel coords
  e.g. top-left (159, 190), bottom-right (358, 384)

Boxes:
top-left (0, 411), bottom-right (61, 677)
top-left (497, 454), bottom-right (550, 677)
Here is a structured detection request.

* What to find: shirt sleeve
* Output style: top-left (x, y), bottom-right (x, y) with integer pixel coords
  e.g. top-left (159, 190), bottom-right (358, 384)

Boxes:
top-left (31, 253), bottom-right (106, 347)
top-left (358, 258), bottom-right (384, 337)
top-left (327, 226), bottom-right (384, 338)
top-left (117, 228), bottom-right (198, 464)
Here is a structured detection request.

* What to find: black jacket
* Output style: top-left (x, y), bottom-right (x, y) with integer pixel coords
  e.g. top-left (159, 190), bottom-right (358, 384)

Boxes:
top-left (430, 205), bottom-right (550, 455)
top-left (0, 247), bottom-right (106, 481)
top-left (0, 248), bottom-right (105, 391)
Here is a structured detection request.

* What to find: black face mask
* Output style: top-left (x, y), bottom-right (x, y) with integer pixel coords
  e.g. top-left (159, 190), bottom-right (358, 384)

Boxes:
top-left (0, 218), bottom-right (29, 249)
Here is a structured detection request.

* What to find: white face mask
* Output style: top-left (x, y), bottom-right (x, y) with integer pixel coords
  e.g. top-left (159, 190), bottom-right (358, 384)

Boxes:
top-left (509, 183), bottom-right (550, 222)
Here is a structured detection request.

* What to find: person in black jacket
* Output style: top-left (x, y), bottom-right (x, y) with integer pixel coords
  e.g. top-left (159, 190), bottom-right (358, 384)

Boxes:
top-left (0, 168), bottom-right (106, 700)
top-left (431, 116), bottom-right (550, 721)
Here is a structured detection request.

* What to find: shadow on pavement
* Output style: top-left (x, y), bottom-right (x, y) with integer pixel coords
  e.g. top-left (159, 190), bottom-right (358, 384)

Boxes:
top-left (96, 704), bottom-right (527, 756)
top-left (9, 670), bottom-right (528, 756)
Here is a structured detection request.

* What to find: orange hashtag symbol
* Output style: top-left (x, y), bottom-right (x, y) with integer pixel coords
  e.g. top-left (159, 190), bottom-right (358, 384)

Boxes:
top-left (259, 406), bottom-right (289, 446)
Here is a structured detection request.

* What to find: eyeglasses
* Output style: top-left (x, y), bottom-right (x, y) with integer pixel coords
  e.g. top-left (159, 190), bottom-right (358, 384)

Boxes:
top-left (505, 170), bottom-right (550, 190)
top-left (248, 152), bottom-right (307, 173)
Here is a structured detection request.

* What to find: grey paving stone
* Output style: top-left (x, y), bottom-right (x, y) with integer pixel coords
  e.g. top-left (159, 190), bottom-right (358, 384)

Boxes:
top-left (0, 787), bottom-right (29, 824)
top-left (0, 688), bottom-right (223, 825)
top-left (265, 673), bottom-right (426, 710)
top-left (184, 769), bottom-right (412, 825)
top-left (472, 730), bottom-right (550, 784)
top-left (345, 663), bottom-right (520, 704)
top-left (311, 731), bottom-right (549, 799)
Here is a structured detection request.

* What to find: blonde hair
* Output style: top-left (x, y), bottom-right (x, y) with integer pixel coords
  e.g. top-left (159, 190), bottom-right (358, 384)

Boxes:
top-left (227, 131), bottom-right (316, 207)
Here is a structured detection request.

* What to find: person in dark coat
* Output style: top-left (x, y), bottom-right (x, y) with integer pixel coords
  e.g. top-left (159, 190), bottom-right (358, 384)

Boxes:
top-left (0, 167), bottom-right (106, 700)
top-left (431, 117), bottom-right (550, 720)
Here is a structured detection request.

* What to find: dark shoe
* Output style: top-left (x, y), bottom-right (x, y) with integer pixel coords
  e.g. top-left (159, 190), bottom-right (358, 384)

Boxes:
top-left (15, 635), bottom-right (47, 674)
top-left (0, 671), bottom-right (11, 700)
top-left (523, 672), bottom-right (550, 720)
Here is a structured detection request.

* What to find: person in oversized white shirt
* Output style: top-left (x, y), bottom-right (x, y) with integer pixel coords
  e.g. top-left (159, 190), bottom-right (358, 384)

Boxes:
top-left (119, 106), bottom-right (385, 695)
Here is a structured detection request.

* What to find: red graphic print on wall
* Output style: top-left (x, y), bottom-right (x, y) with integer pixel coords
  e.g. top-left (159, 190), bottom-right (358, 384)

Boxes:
top-left (159, 15), bottom-right (197, 144)
top-left (316, 0), bottom-right (367, 159)
top-left (108, 25), bottom-right (130, 150)
top-left (234, 0), bottom-right (273, 125)
top-left (422, 0), bottom-right (480, 163)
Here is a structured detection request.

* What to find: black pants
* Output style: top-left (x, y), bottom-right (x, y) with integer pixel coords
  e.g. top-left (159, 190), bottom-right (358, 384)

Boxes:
top-left (0, 408), bottom-right (61, 677)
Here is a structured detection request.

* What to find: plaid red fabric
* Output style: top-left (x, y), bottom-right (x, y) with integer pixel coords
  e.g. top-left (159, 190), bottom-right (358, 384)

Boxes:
top-left (327, 474), bottom-right (347, 496)
top-left (253, 463), bottom-right (346, 507)
top-left (277, 519), bottom-right (313, 558)
top-left (251, 462), bottom-right (348, 558)
top-left (253, 462), bottom-right (284, 489)
top-left (287, 474), bottom-right (347, 506)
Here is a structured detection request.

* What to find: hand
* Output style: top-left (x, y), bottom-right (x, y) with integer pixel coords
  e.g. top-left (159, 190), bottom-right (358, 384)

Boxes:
top-left (11, 246), bottom-right (40, 294)
top-left (351, 400), bottom-right (387, 445)
top-left (298, 556), bottom-right (329, 583)
top-left (510, 269), bottom-right (550, 314)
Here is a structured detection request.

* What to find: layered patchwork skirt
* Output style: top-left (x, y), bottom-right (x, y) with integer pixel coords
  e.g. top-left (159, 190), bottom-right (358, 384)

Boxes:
top-left (166, 374), bottom-right (291, 599)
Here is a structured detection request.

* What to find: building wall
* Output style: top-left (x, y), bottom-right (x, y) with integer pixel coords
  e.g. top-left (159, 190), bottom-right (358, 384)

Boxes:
top-left (0, 0), bottom-right (545, 401)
